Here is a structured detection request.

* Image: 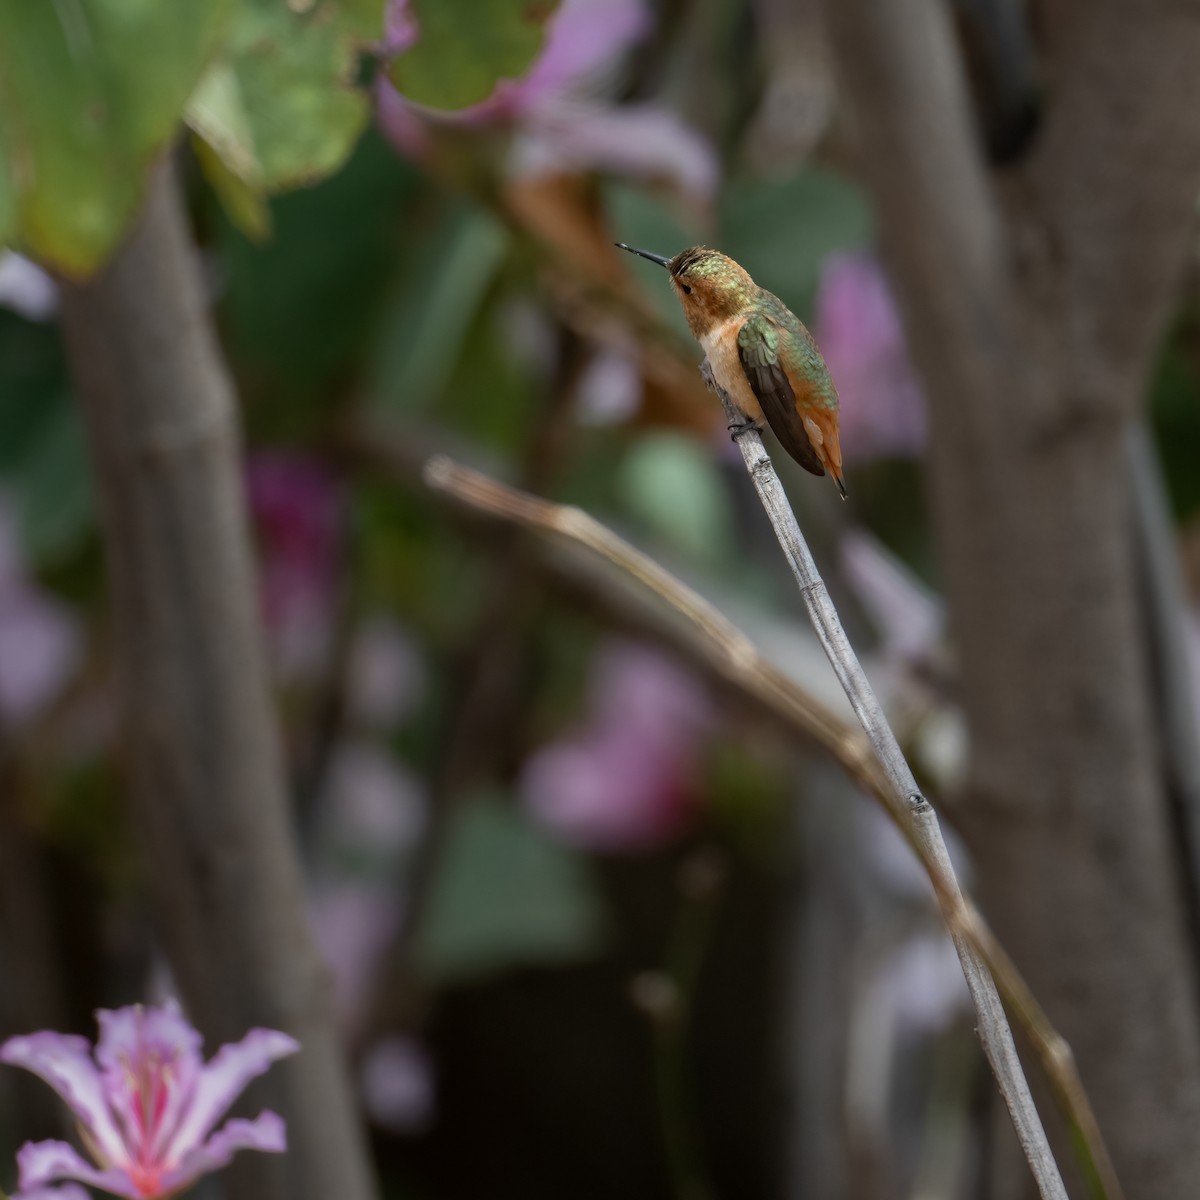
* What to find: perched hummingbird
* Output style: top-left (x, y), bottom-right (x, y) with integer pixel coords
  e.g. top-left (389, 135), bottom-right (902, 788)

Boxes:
top-left (617, 244), bottom-right (847, 498)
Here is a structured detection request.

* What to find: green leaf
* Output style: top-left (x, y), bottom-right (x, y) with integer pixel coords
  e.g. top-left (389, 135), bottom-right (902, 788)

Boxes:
top-left (187, 0), bottom-right (384, 209)
top-left (389, 0), bottom-right (559, 111)
top-left (215, 128), bottom-right (420, 413)
top-left (10, 396), bottom-right (94, 563)
top-left (619, 432), bottom-right (734, 569)
top-left (187, 59), bottom-right (261, 183)
top-left (0, 312), bottom-right (94, 562)
top-left (0, 0), bottom-right (232, 274)
top-left (192, 132), bottom-right (272, 242)
top-left (366, 202), bottom-right (508, 413)
top-left (0, 143), bottom-right (14, 249)
top-left (416, 794), bottom-right (606, 984)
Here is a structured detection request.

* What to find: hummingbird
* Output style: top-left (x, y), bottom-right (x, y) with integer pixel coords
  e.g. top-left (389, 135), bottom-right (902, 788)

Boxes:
top-left (616, 243), bottom-right (847, 498)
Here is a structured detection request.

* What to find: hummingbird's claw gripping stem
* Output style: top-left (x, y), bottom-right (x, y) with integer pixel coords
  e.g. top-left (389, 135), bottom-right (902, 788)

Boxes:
top-left (726, 418), bottom-right (761, 440)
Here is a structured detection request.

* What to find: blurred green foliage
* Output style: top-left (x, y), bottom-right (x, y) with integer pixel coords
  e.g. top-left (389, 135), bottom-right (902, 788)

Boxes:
top-left (0, 0), bottom-right (231, 272)
top-left (417, 793), bottom-right (607, 983)
top-left (1150, 300), bottom-right (1200, 520)
top-left (0, 0), bottom-right (559, 272)
top-left (389, 0), bottom-right (561, 110)
top-left (2, 9), bottom-right (1198, 1198)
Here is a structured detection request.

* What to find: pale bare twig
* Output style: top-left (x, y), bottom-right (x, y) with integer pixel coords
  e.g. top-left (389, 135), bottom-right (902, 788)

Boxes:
top-left (701, 365), bottom-right (1062, 1200)
top-left (420, 442), bottom-right (1121, 1200)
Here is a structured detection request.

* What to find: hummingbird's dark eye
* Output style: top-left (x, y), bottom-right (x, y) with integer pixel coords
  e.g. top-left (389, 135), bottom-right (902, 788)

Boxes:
top-left (681, 284), bottom-right (692, 294)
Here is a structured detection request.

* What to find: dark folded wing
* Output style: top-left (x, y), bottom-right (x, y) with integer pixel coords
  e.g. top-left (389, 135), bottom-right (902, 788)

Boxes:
top-left (736, 314), bottom-right (824, 476)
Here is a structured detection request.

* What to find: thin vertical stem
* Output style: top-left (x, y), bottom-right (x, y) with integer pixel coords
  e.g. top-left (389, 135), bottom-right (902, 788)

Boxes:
top-left (702, 364), bottom-right (1068, 1200)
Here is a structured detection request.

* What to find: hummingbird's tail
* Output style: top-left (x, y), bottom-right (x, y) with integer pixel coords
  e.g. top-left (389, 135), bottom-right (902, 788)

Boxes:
top-left (835, 474), bottom-right (848, 501)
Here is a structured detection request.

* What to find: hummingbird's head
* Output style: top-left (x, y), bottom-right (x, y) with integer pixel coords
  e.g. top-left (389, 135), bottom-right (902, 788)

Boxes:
top-left (616, 244), bottom-right (755, 339)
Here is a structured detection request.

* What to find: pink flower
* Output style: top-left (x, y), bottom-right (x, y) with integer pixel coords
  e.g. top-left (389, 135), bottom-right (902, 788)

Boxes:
top-left (14, 1185), bottom-right (91, 1195)
top-left (520, 640), bottom-right (712, 851)
top-left (1, 1002), bottom-right (299, 1199)
top-left (384, 0), bottom-right (648, 120)
top-left (813, 252), bottom-right (927, 463)
top-left (13, 1187), bottom-right (91, 1200)
top-left (358, 1035), bottom-right (435, 1134)
top-left (246, 451), bottom-right (341, 681)
top-left (378, 0), bottom-right (716, 202)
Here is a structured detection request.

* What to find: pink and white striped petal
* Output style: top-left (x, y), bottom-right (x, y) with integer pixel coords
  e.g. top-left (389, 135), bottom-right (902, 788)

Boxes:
top-left (160, 1029), bottom-right (298, 1166)
top-left (94, 1002), bottom-right (202, 1162)
top-left (0, 1035), bottom-right (127, 1167)
top-left (13, 1185), bottom-right (93, 1200)
top-left (161, 1112), bottom-right (286, 1194)
top-left (15, 1139), bottom-right (135, 1198)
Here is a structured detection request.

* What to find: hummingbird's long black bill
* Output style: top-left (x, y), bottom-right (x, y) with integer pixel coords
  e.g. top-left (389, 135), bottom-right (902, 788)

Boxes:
top-left (615, 243), bottom-right (671, 268)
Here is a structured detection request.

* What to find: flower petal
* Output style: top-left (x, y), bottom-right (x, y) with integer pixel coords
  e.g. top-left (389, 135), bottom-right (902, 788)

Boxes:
top-left (161, 1029), bottom-right (298, 1165)
top-left (0, 1034), bottom-right (127, 1167)
top-left (15, 1139), bottom-right (136, 1199)
top-left (14, 1185), bottom-right (94, 1200)
top-left (512, 100), bottom-right (718, 200)
top-left (94, 1002), bottom-right (203, 1162)
top-left (160, 1112), bottom-right (286, 1195)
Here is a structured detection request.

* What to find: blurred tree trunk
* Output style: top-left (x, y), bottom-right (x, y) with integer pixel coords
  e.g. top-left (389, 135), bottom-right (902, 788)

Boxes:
top-left (821, 2), bottom-right (1200, 1197)
top-left (58, 157), bottom-right (378, 1200)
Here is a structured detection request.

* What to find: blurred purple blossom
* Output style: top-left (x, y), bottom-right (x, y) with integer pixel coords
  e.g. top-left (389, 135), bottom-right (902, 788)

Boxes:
top-left (310, 884), bottom-right (402, 1040)
top-left (521, 639), bottom-right (712, 851)
top-left (310, 740), bottom-right (425, 1037)
top-left (346, 616), bottom-right (427, 731)
top-left (0, 1002), bottom-right (297, 1200)
top-left (0, 496), bottom-right (82, 729)
top-left (379, 0), bottom-right (717, 201)
top-left (14, 1187), bottom-right (91, 1200)
top-left (0, 253), bottom-right (58, 322)
top-left (573, 343), bottom-right (642, 425)
top-left (872, 934), bottom-right (970, 1037)
top-left (246, 451), bottom-right (341, 681)
top-left (320, 740), bottom-right (427, 858)
top-left (839, 530), bottom-right (942, 666)
top-left (359, 1035), bottom-right (435, 1134)
top-left (508, 99), bottom-right (717, 199)
top-left (814, 252), bottom-right (927, 463)
top-left (856, 803), bottom-right (971, 903)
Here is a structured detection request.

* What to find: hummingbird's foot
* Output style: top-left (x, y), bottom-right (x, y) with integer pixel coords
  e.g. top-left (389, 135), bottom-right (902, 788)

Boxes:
top-left (726, 418), bottom-right (761, 441)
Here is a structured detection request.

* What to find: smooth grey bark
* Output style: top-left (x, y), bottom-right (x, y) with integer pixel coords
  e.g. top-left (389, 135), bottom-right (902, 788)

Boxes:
top-left (822, 2), bottom-right (1200, 1196)
top-left (59, 157), bottom-right (378, 1200)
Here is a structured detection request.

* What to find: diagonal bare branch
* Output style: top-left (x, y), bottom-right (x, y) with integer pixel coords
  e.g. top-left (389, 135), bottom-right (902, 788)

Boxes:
top-left (418, 448), bottom-right (1121, 1200)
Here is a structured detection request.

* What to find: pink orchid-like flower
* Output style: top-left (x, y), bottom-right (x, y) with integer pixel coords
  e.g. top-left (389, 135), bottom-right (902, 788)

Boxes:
top-left (1, 1002), bottom-right (299, 1199)
top-left (520, 639), bottom-right (712, 851)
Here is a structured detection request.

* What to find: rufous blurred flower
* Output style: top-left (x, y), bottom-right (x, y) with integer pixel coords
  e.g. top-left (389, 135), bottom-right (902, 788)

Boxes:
top-left (813, 252), bottom-right (927, 462)
top-left (1, 1002), bottom-right (298, 1200)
